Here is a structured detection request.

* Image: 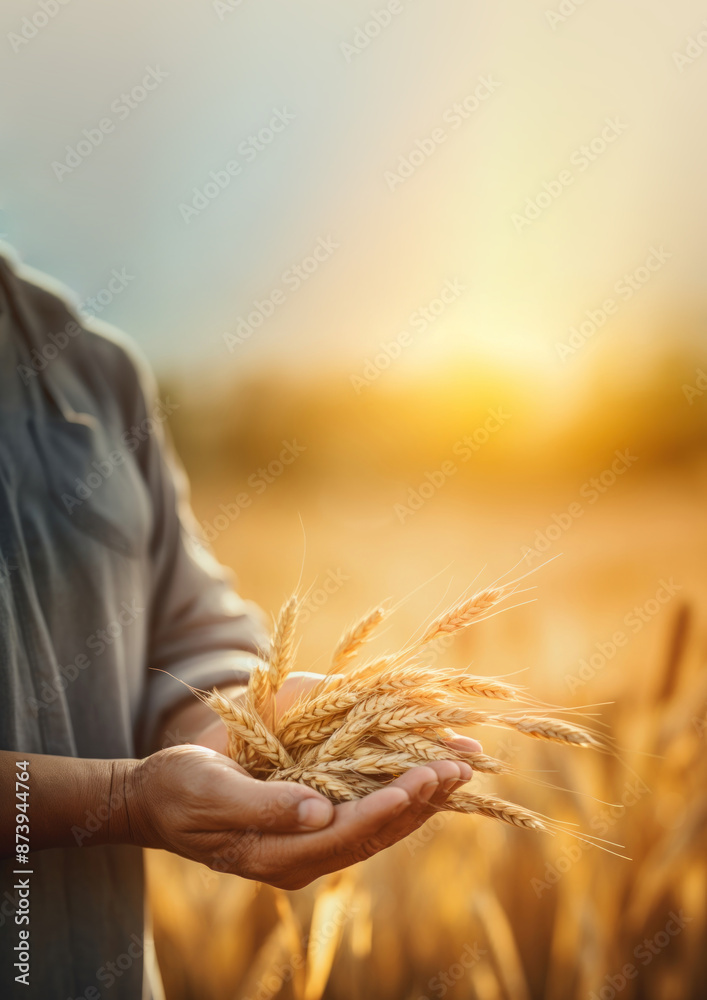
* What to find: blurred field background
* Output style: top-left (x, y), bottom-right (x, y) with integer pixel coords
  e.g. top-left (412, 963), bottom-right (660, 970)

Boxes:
top-left (145, 355), bottom-right (707, 1000)
top-left (4, 0), bottom-right (707, 996)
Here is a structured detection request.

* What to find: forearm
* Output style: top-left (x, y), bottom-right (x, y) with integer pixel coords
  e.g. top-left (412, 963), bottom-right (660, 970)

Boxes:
top-left (0, 750), bottom-right (135, 858)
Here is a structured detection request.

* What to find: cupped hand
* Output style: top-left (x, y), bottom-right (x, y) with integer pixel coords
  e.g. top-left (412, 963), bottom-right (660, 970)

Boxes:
top-left (122, 745), bottom-right (473, 889)
top-left (135, 669), bottom-right (483, 887)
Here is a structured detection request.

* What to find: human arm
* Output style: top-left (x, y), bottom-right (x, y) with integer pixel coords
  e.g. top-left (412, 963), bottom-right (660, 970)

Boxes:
top-left (0, 746), bottom-right (472, 889)
top-left (0, 750), bottom-right (117, 857)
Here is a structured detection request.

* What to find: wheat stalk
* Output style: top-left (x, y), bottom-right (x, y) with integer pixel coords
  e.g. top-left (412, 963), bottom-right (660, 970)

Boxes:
top-left (205, 689), bottom-right (293, 769)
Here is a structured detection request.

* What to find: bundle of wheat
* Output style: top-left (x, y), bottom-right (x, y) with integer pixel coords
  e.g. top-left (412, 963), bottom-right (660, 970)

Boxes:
top-left (202, 576), bottom-right (607, 838)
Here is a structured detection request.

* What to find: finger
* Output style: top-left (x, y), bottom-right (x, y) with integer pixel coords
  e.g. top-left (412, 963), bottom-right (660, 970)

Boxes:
top-left (318, 759), bottom-right (468, 870)
top-left (284, 764), bottom-right (437, 858)
top-left (442, 732), bottom-right (483, 754)
top-left (427, 759), bottom-right (472, 805)
top-left (378, 760), bottom-right (464, 832)
top-left (216, 766), bottom-right (335, 833)
top-left (285, 762), bottom-right (459, 864)
top-left (246, 764), bottom-right (466, 887)
top-left (242, 761), bottom-right (476, 889)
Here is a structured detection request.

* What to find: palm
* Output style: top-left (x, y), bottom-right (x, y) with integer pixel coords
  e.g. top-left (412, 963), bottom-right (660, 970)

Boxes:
top-left (131, 742), bottom-right (474, 889)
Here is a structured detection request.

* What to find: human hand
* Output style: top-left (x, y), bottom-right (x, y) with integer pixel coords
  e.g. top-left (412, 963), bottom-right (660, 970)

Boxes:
top-left (117, 746), bottom-right (473, 888)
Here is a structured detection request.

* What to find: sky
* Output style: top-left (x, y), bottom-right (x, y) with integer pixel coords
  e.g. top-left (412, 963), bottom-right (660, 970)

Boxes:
top-left (1, 0), bottom-right (706, 383)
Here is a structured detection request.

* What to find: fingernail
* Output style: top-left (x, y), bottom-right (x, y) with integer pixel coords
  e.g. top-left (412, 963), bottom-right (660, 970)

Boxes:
top-left (458, 763), bottom-right (473, 781)
top-left (447, 738), bottom-right (483, 755)
top-left (442, 778), bottom-right (458, 794)
top-left (298, 798), bottom-right (332, 829)
top-left (419, 780), bottom-right (439, 802)
top-left (391, 793), bottom-right (411, 817)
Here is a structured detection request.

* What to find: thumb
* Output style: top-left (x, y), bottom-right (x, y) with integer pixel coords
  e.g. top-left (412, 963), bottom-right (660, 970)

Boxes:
top-left (220, 767), bottom-right (335, 833)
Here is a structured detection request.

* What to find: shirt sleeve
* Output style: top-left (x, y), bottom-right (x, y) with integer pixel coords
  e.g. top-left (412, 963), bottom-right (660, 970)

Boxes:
top-left (125, 348), bottom-right (269, 756)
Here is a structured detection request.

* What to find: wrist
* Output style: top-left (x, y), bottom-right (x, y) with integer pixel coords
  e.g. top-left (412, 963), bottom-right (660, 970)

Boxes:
top-left (105, 758), bottom-right (145, 848)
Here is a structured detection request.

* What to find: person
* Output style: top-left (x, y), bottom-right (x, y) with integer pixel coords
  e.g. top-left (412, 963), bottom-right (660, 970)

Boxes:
top-left (0, 246), bottom-right (479, 999)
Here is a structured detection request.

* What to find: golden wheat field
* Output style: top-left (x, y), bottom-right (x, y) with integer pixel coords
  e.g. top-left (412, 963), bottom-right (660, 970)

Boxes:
top-left (144, 368), bottom-right (707, 1000)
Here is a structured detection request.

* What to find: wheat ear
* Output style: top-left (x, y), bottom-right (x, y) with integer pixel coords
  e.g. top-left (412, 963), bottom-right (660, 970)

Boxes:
top-left (447, 791), bottom-right (548, 831)
top-left (416, 585), bottom-right (516, 646)
top-left (330, 606), bottom-right (387, 672)
top-left (250, 595), bottom-right (300, 721)
top-left (491, 714), bottom-right (601, 747)
top-left (269, 595), bottom-right (300, 690)
top-left (206, 689), bottom-right (294, 769)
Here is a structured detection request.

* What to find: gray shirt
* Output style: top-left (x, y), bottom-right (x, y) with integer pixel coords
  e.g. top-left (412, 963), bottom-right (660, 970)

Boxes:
top-left (0, 249), bottom-right (267, 998)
